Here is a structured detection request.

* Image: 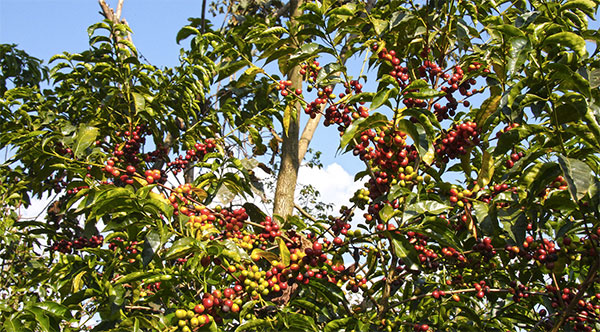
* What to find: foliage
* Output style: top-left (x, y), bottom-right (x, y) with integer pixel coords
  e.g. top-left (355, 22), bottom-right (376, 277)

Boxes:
top-left (2, 0), bottom-right (600, 331)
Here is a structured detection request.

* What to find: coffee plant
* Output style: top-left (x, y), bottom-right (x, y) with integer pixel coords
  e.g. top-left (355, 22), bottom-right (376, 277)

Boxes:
top-left (2, 0), bottom-right (600, 331)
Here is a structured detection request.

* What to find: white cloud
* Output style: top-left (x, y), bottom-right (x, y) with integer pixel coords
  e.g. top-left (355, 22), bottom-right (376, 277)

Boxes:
top-left (297, 163), bottom-right (364, 210)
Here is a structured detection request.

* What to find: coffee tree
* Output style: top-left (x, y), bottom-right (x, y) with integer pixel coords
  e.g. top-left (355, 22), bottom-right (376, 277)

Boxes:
top-left (2, 0), bottom-right (600, 331)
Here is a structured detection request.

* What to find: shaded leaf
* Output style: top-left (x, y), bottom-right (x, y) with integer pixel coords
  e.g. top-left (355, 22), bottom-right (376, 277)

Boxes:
top-left (557, 154), bottom-right (594, 201)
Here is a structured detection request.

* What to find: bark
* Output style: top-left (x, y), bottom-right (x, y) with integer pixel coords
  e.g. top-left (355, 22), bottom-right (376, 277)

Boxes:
top-left (298, 113), bottom-right (322, 161)
top-left (98, 0), bottom-right (132, 42)
top-left (272, 0), bottom-right (304, 220)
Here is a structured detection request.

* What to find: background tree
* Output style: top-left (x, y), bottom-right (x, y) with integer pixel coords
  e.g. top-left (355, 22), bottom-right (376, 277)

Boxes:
top-left (2, 0), bottom-right (600, 331)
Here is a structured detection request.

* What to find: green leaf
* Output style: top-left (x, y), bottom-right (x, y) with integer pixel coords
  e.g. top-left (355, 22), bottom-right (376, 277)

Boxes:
top-left (285, 312), bottom-right (319, 332)
top-left (242, 202), bottom-right (267, 223)
top-left (236, 319), bottom-right (270, 332)
top-left (490, 24), bottom-right (525, 38)
top-left (142, 230), bottom-right (161, 267)
top-left (277, 237), bottom-right (290, 266)
top-left (72, 270), bottom-right (86, 292)
top-left (371, 18), bottom-right (388, 35)
top-left (561, 0), bottom-right (597, 17)
top-left (165, 237), bottom-right (197, 260)
top-left (498, 208), bottom-right (527, 244)
top-left (371, 88), bottom-right (393, 110)
top-left (251, 248), bottom-right (278, 263)
top-left (3, 317), bottom-right (24, 332)
top-left (547, 63), bottom-right (591, 98)
top-left (289, 42), bottom-right (320, 60)
top-left (379, 204), bottom-right (398, 222)
top-left (508, 37), bottom-right (530, 75)
top-left (260, 26), bottom-right (287, 36)
top-left (391, 238), bottom-right (418, 269)
top-left (306, 278), bottom-right (346, 306)
top-left (73, 125), bottom-right (99, 158)
top-left (557, 154), bottom-right (594, 201)
top-left (324, 317), bottom-right (355, 332)
top-left (396, 119), bottom-right (429, 156)
top-left (543, 31), bottom-right (587, 59)
top-left (132, 92), bottom-right (146, 114)
top-left (403, 200), bottom-right (450, 220)
top-left (477, 150), bottom-right (495, 188)
top-left (403, 88), bottom-right (446, 99)
top-left (339, 112), bottom-right (389, 150)
top-left (114, 271), bottom-right (157, 285)
top-left (403, 79), bottom-right (430, 91)
top-left (282, 104), bottom-right (296, 137)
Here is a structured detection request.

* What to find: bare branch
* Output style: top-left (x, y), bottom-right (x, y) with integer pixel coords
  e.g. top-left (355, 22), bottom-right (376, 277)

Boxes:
top-left (98, 0), bottom-right (114, 21)
top-left (116, 0), bottom-right (124, 21)
top-left (298, 112), bottom-right (322, 162)
top-left (294, 202), bottom-right (317, 222)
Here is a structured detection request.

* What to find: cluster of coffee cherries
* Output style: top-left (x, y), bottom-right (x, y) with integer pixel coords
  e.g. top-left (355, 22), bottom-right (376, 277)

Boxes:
top-left (448, 187), bottom-right (473, 208)
top-left (551, 175), bottom-right (568, 190)
top-left (373, 44), bottom-right (485, 121)
top-left (407, 231), bottom-right (441, 270)
top-left (299, 60), bottom-right (321, 92)
top-left (353, 126), bottom-right (417, 173)
top-left (103, 158), bottom-right (133, 185)
top-left (412, 323), bottom-right (430, 331)
top-left (112, 125), bottom-right (149, 164)
top-left (168, 183), bottom-right (199, 217)
top-left (329, 208), bottom-right (353, 237)
top-left (257, 216), bottom-right (282, 241)
top-left (303, 81), bottom-right (367, 132)
top-left (108, 237), bottom-right (141, 264)
top-left (167, 139), bottom-right (216, 175)
top-left (541, 175), bottom-right (569, 200)
top-left (100, 125), bottom-right (165, 186)
top-left (441, 246), bottom-right (466, 262)
top-left (344, 274), bottom-right (367, 293)
top-left (434, 63), bottom-right (484, 121)
top-left (143, 169), bottom-right (165, 184)
top-left (506, 150), bottom-right (525, 168)
top-left (54, 142), bottom-right (74, 158)
top-left (478, 182), bottom-right (516, 205)
top-left (50, 235), bottom-right (103, 254)
top-left (472, 237), bottom-right (497, 260)
top-left (508, 280), bottom-right (531, 303)
top-left (435, 121), bottom-right (480, 162)
top-left (277, 79), bottom-right (294, 97)
top-left (350, 188), bottom-right (371, 209)
top-left (495, 122), bottom-right (520, 138)
top-left (324, 83), bottom-right (368, 131)
top-left (65, 185), bottom-right (88, 196)
top-left (173, 306), bottom-right (216, 332)
top-left (472, 280), bottom-right (491, 299)
top-left (375, 46), bottom-right (412, 89)
top-left (544, 285), bottom-right (600, 331)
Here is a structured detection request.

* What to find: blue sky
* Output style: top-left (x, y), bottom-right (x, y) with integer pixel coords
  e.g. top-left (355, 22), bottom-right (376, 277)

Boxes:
top-left (0, 0), bottom-right (202, 67)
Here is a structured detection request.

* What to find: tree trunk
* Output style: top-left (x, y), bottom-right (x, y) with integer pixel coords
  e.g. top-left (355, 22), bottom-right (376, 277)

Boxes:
top-left (272, 0), bottom-right (304, 220)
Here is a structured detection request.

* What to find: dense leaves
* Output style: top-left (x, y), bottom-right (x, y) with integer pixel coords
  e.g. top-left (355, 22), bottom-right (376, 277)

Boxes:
top-left (2, 0), bottom-right (600, 331)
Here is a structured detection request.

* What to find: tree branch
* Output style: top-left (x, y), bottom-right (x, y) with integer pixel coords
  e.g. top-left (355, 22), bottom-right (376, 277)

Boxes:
top-left (98, 0), bottom-right (132, 42)
top-left (116, 0), bottom-right (124, 20)
top-left (98, 0), bottom-right (114, 21)
top-left (298, 112), bottom-right (322, 161)
top-left (294, 202), bottom-right (317, 222)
